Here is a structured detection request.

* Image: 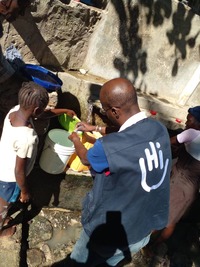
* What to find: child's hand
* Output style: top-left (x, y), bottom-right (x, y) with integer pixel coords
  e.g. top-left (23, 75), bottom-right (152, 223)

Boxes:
top-left (66, 109), bottom-right (77, 117)
top-left (19, 191), bottom-right (31, 203)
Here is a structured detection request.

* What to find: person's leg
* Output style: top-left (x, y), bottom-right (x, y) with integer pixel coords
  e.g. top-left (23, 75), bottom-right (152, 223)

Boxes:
top-left (70, 229), bottom-right (90, 263)
top-left (70, 229), bottom-right (105, 266)
top-left (142, 225), bottom-right (176, 257)
top-left (0, 182), bottom-right (20, 237)
top-left (71, 230), bottom-right (150, 267)
top-left (70, 229), bottom-right (114, 266)
top-left (0, 196), bottom-right (9, 226)
top-left (0, 196), bottom-right (16, 237)
top-left (155, 224), bottom-right (176, 243)
top-left (105, 234), bottom-right (151, 266)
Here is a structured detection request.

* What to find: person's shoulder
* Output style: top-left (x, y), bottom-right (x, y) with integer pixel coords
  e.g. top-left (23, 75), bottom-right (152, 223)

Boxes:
top-left (9, 104), bottom-right (19, 113)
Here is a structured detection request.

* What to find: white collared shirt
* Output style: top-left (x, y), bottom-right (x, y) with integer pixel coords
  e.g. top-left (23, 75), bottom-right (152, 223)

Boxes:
top-left (119, 111), bottom-right (147, 132)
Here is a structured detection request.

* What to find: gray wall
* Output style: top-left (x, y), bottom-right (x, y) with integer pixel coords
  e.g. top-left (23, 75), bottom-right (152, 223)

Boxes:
top-left (0, 0), bottom-right (200, 128)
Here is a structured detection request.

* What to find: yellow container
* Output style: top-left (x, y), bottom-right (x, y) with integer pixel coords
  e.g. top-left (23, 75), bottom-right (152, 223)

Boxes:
top-left (68, 131), bottom-right (102, 172)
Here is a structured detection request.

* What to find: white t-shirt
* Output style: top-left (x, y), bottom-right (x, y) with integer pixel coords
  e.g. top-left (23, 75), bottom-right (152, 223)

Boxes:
top-left (0, 105), bottom-right (39, 182)
top-left (177, 128), bottom-right (200, 161)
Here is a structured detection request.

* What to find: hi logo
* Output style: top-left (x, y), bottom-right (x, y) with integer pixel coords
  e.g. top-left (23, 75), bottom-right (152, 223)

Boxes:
top-left (139, 142), bottom-right (169, 192)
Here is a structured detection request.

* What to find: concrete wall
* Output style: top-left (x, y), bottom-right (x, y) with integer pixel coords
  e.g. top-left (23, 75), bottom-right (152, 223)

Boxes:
top-left (83, 0), bottom-right (200, 116)
top-left (0, 0), bottom-right (199, 129)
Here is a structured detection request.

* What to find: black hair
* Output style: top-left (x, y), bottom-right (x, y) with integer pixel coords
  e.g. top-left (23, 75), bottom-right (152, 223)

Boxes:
top-left (18, 81), bottom-right (49, 110)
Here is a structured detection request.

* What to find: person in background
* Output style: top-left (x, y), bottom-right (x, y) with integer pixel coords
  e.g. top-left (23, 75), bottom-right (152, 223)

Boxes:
top-left (145, 106), bottom-right (200, 253)
top-left (59, 77), bottom-right (172, 266)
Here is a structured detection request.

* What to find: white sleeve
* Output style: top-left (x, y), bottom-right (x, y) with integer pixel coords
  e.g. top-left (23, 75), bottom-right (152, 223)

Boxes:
top-left (177, 129), bottom-right (200, 143)
top-left (14, 134), bottom-right (37, 159)
top-left (16, 141), bottom-right (35, 159)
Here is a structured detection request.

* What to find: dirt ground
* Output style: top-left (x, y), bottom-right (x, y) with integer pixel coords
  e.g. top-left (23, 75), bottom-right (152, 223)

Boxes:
top-left (3, 117), bottom-right (199, 267)
top-left (27, 165), bottom-right (200, 267)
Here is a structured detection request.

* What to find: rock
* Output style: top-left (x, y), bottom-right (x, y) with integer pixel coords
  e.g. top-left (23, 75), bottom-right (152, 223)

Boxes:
top-left (29, 216), bottom-right (53, 246)
top-left (27, 248), bottom-right (46, 266)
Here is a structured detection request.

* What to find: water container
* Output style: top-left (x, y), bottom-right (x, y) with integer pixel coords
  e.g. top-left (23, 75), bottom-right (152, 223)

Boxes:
top-left (21, 64), bottom-right (63, 92)
top-left (58, 114), bottom-right (81, 133)
top-left (39, 129), bottom-right (75, 174)
top-left (68, 131), bottom-right (102, 172)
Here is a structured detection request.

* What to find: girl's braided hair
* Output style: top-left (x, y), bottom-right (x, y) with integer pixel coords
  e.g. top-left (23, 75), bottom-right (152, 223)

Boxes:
top-left (18, 81), bottom-right (49, 110)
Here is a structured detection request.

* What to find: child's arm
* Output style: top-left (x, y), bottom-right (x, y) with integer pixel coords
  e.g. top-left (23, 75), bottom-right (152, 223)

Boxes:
top-left (39, 108), bottom-right (77, 120)
top-left (15, 156), bottom-right (30, 203)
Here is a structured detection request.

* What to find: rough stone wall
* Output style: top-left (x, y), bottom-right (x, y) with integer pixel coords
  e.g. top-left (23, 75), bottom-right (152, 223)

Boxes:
top-left (0, 0), bottom-right (199, 130)
top-left (0, 0), bottom-right (102, 69)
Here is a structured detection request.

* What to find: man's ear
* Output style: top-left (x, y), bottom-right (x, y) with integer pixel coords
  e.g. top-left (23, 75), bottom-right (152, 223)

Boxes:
top-left (111, 107), bottom-right (120, 119)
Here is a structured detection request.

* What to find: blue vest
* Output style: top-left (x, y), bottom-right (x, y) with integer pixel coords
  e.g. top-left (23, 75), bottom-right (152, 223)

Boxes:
top-left (82, 118), bottom-right (172, 246)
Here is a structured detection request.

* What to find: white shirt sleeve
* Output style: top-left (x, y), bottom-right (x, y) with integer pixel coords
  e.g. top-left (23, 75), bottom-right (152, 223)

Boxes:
top-left (177, 128), bottom-right (200, 143)
top-left (14, 130), bottom-right (38, 159)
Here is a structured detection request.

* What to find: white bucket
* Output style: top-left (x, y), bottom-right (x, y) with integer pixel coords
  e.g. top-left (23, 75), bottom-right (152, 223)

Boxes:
top-left (39, 129), bottom-right (75, 174)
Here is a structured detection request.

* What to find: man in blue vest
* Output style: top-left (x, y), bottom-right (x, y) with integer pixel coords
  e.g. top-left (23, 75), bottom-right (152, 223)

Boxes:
top-left (66, 77), bottom-right (172, 266)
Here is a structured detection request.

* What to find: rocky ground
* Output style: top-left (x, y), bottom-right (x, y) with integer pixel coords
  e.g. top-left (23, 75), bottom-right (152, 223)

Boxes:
top-left (0, 164), bottom-right (200, 267)
top-left (1, 116), bottom-right (200, 267)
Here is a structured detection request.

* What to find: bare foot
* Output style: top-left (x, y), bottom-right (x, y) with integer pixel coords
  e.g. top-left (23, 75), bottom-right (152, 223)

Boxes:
top-left (0, 225), bottom-right (16, 237)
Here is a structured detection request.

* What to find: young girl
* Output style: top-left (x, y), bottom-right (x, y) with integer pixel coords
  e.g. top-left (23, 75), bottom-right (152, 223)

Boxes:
top-left (0, 81), bottom-right (49, 237)
top-left (0, 80), bottom-right (77, 237)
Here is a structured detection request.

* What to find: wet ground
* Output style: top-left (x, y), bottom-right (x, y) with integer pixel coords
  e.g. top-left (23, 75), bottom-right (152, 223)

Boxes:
top-left (1, 161), bottom-right (200, 267)
top-left (28, 163), bottom-right (200, 267)
top-left (2, 117), bottom-right (200, 266)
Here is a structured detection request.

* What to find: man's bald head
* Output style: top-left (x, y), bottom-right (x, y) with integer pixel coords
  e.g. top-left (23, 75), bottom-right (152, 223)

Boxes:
top-left (99, 78), bottom-right (140, 126)
top-left (100, 78), bottom-right (138, 113)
